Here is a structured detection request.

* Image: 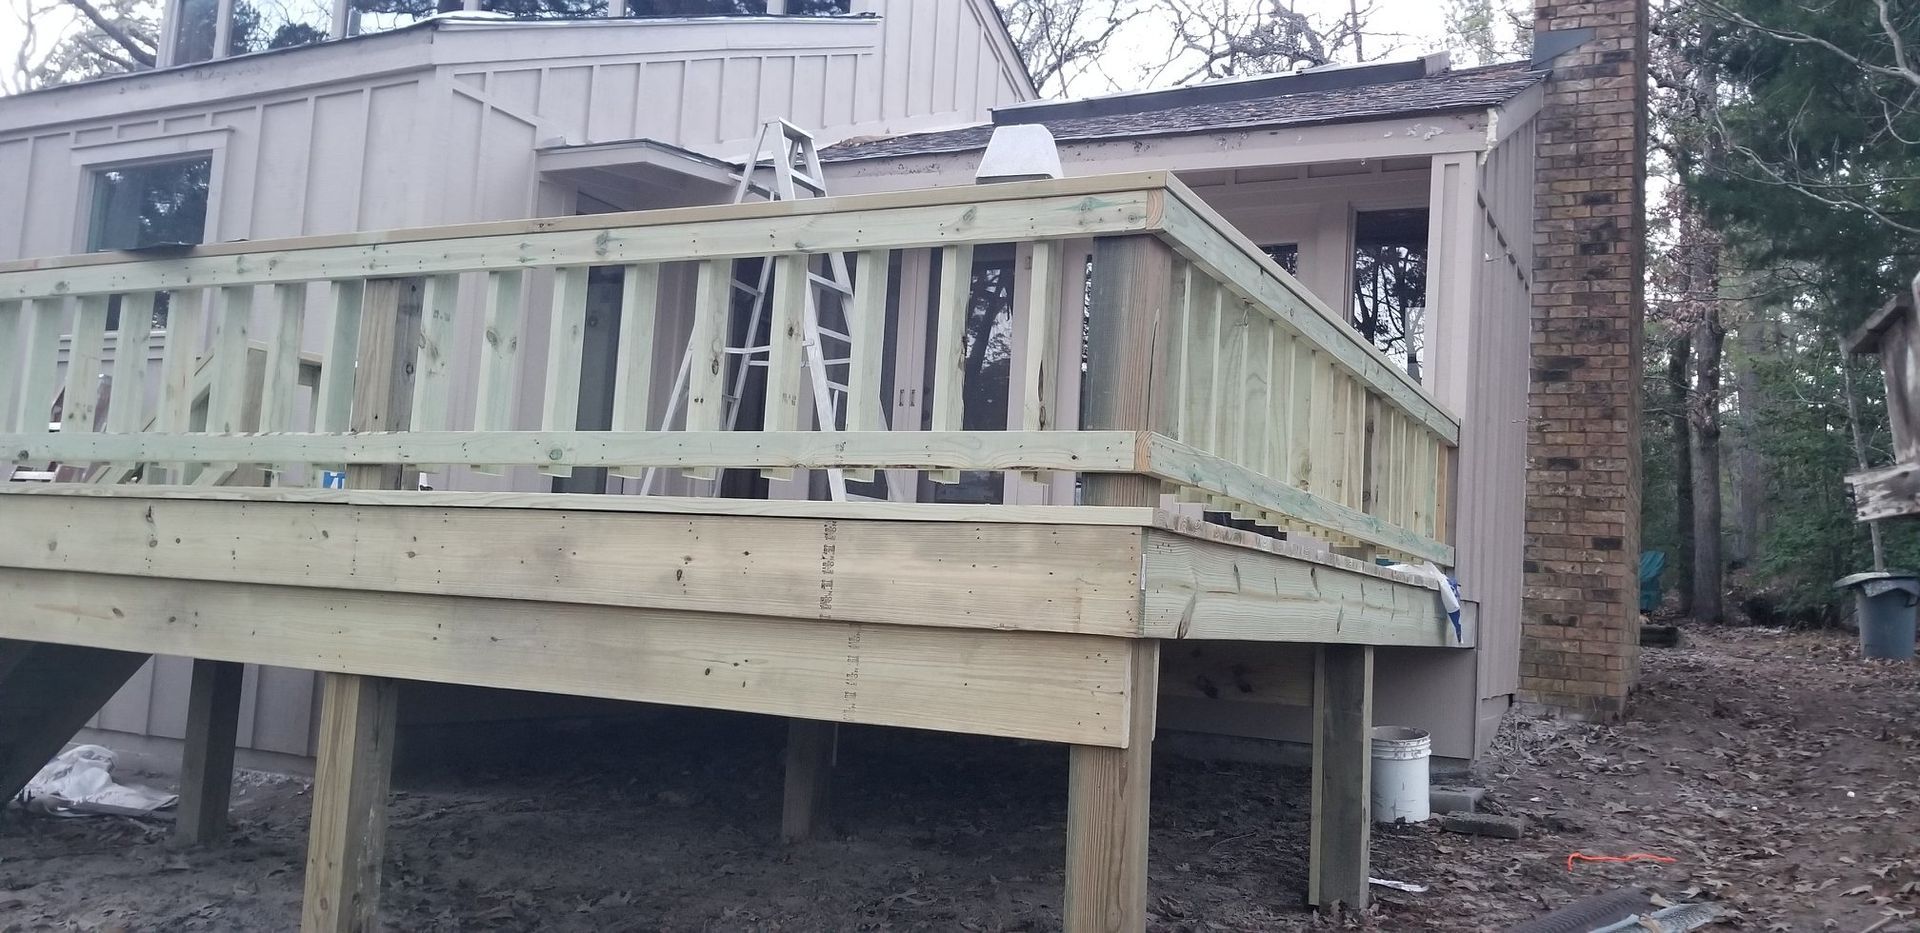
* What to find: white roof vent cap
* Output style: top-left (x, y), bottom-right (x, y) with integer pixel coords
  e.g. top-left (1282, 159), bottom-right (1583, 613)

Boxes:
top-left (975, 124), bottom-right (1063, 184)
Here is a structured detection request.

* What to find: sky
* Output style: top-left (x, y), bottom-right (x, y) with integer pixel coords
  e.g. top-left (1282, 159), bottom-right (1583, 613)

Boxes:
top-left (0, 0), bottom-right (1475, 96)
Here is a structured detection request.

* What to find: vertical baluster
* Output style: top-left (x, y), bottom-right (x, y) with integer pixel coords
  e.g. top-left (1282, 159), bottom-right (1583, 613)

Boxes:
top-left (1268, 329), bottom-right (1295, 485)
top-left (1241, 312), bottom-right (1271, 482)
top-left (52, 294), bottom-right (111, 479)
top-left (1397, 412), bottom-right (1413, 529)
top-left (682, 260), bottom-right (730, 481)
top-left (153, 290), bottom-right (204, 483)
top-left (1205, 290), bottom-right (1245, 514)
top-left (1350, 379), bottom-right (1368, 510)
top-left (1020, 242), bottom-right (1061, 434)
top-left (1251, 315), bottom-right (1276, 480)
top-left (63, 295), bottom-right (111, 431)
top-left (1180, 275), bottom-right (1219, 459)
top-left (315, 281), bottom-right (364, 434)
top-left (94, 292), bottom-right (156, 484)
top-left (0, 300), bottom-right (21, 434)
top-left (15, 297), bottom-right (67, 435)
top-left (760, 254), bottom-right (808, 482)
top-left (472, 271), bottom-right (522, 475)
top-left (1325, 364), bottom-right (1351, 511)
top-left (411, 274), bottom-right (459, 434)
top-left (841, 251), bottom-right (890, 485)
top-left (927, 243), bottom-right (974, 484)
top-left (205, 286), bottom-right (252, 435)
top-left (258, 284), bottom-right (308, 481)
top-left (538, 267), bottom-right (589, 478)
top-left (610, 263), bottom-right (661, 480)
top-left (1287, 341), bottom-right (1316, 499)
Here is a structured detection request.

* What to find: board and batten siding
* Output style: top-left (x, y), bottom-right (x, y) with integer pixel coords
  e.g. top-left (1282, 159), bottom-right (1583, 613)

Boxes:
top-left (1, 3), bottom-right (1033, 758)
top-left (1435, 117), bottom-right (1536, 709)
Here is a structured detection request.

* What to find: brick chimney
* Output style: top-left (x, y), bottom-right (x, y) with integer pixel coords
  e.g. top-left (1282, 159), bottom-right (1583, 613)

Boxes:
top-left (1520, 0), bottom-right (1650, 720)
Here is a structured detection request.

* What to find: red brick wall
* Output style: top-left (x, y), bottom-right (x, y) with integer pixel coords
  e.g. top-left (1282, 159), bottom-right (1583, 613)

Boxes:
top-left (1521, 0), bottom-right (1649, 720)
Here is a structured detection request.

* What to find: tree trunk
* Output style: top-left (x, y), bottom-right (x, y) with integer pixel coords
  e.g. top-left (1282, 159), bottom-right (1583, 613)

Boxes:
top-left (1730, 320), bottom-right (1766, 567)
top-left (1669, 335), bottom-right (1695, 615)
top-left (1690, 315), bottom-right (1725, 624)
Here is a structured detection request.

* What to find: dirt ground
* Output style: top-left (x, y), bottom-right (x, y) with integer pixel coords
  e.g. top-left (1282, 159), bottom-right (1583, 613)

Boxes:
top-left (4, 626), bottom-right (1919, 932)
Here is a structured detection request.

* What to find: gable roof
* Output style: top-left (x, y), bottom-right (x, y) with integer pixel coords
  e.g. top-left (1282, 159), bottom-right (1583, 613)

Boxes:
top-left (824, 60), bottom-right (1545, 163)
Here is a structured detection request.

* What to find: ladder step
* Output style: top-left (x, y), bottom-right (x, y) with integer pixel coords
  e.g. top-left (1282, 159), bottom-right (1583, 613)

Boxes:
top-left (814, 328), bottom-right (851, 342)
top-left (730, 280), bottom-right (764, 298)
top-left (724, 345), bottom-right (773, 355)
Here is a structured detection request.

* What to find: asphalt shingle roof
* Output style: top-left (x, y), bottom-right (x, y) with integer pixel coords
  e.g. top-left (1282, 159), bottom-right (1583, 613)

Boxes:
top-left (824, 62), bottom-right (1546, 162)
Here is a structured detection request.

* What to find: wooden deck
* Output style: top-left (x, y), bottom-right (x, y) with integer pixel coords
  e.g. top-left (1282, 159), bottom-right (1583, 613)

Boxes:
top-left (0, 173), bottom-right (1468, 931)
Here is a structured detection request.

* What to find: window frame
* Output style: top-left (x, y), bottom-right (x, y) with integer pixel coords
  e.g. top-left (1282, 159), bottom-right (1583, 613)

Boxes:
top-left (71, 129), bottom-right (229, 257)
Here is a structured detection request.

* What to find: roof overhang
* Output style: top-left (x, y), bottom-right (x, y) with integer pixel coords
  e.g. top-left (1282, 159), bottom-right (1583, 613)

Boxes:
top-left (825, 108), bottom-right (1498, 193)
top-left (537, 137), bottom-right (741, 210)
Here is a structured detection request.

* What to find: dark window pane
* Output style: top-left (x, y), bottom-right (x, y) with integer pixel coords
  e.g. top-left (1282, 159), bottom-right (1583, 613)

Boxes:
top-left (88, 157), bottom-right (212, 252)
top-left (1261, 243), bottom-right (1299, 275)
top-left (1350, 208), bottom-right (1428, 381)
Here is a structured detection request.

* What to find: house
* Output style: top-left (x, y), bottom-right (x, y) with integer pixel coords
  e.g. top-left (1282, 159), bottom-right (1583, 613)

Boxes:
top-left (0, 0), bottom-right (1649, 927)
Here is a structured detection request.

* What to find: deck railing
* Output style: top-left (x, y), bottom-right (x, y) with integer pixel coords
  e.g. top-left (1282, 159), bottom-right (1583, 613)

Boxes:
top-left (0, 173), bottom-right (1458, 563)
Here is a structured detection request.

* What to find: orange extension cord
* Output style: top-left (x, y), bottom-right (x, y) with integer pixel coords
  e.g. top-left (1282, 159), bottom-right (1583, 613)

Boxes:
top-left (1565, 852), bottom-right (1678, 872)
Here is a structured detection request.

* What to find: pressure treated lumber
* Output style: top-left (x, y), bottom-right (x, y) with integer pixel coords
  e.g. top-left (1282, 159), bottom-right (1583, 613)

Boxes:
top-left (781, 720), bottom-right (835, 842)
top-left (0, 429), bottom-right (1142, 473)
top-left (0, 190), bottom-right (1162, 300)
top-left (301, 673), bottom-right (399, 933)
top-left (173, 659), bottom-right (244, 847)
top-left (1139, 531), bottom-right (1460, 647)
top-left (0, 569), bottom-right (1135, 747)
top-left (303, 278), bottom-right (415, 933)
top-left (0, 495), bottom-right (1145, 638)
top-left (1308, 644), bottom-right (1373, 910)
top-left (1083, 235), bottom-right (1178, 509)
top-left (1063, 640), bottom-right (1159, 933)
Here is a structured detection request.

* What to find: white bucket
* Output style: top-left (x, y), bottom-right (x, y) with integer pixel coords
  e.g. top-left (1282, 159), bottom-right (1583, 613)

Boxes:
top-left (1370, 726), bottom-right (1432, 823)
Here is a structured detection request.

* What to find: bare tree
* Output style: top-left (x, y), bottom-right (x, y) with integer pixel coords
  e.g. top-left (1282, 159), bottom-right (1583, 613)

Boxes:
top-left (997, 0), bottom-right (1142, 96)
top-left (1144, 0), bottom-right (1378, 85)
top-left (9, 0), bottom-right (160, 92)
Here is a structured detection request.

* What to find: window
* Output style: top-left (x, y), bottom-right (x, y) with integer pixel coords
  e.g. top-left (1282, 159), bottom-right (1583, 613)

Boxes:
top-left (1261, 243), bottom-right (1300, 275)
top-left (1350, 208), bottom-right (1428, 381)
top-left (87, 157), bottom-right (212, 252)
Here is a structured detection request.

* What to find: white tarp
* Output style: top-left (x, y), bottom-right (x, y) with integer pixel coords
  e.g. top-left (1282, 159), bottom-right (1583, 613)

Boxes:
top-left (17, 745), bottom-right (177, 817)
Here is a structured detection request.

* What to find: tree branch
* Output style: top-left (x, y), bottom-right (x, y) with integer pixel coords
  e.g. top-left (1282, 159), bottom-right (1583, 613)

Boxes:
top-left (60, 0), bottom-right (157, 68)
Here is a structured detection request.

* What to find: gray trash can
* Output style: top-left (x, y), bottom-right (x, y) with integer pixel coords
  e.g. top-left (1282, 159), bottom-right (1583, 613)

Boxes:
top-left (1835, 572), bottom-right (1920, 660)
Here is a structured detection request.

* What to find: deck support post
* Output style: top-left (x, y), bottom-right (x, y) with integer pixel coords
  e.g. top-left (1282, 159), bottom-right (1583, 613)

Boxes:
top-left (1064, 640), bottom-right (1159, 933)
top-left (300, 277), bottom-right (419, 933)
top-left (172, 658), bottom-right (244, 847)
top-left (780, 719), bottom-right (835, 842)
top-left (1307, 643), bottom-right (1373, 910)
top-left (1061, 235), bottom-right (1175, 932)
top-left (301, 672), bottom-right (400, 932)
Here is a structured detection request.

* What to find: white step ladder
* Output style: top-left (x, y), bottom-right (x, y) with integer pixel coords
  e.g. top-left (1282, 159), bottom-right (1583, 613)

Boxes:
top-left (646, 120), bottom-right (862, 500)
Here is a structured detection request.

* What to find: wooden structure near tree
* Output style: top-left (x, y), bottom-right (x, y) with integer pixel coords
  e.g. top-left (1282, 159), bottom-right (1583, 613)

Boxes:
top-left (1845, 273), bottom-right (1920, 521)
top-left (0, 174), bottom-right (1466, 930)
